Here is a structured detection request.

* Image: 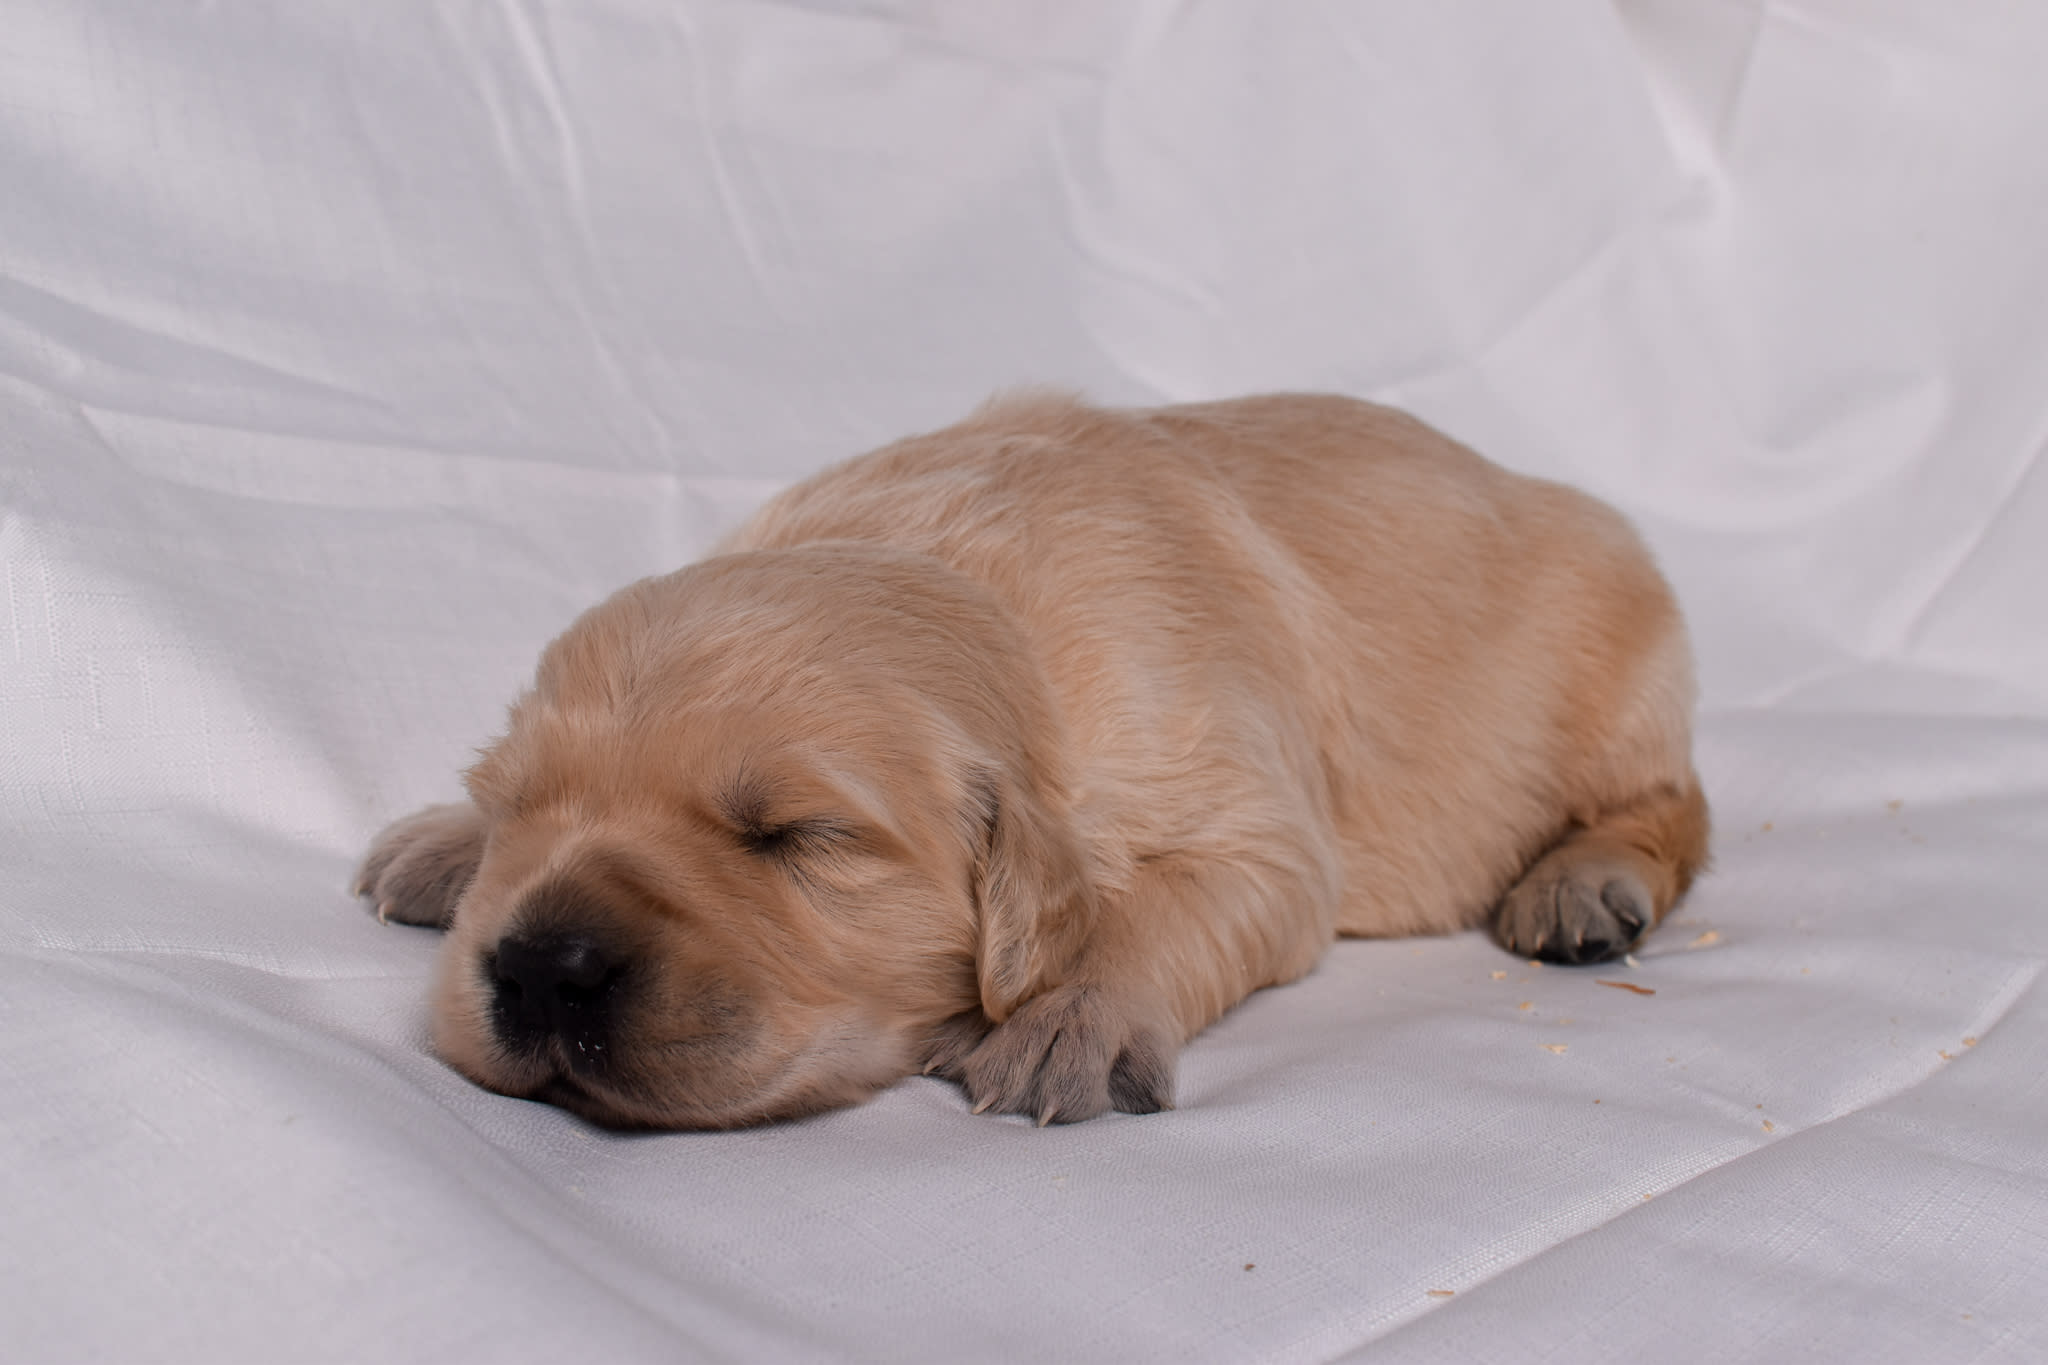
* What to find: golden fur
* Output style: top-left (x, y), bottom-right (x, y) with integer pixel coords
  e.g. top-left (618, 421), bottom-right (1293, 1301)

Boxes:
top-left (356, 393), bottom-right (1708, 1128)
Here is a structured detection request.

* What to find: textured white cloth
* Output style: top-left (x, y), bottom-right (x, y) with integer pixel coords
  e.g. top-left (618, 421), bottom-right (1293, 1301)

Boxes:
top-left (4, 3), bottom-right (2045, 1360)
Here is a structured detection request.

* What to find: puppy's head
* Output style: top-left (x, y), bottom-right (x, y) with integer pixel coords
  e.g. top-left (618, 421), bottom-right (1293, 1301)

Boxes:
top-left (431, 545), bottom-right (1094, 1128)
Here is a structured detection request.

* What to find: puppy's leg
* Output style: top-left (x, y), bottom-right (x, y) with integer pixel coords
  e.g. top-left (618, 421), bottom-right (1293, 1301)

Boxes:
top-left (1492, 776), bottom-right (1709, 965)
top-left (948, 856), bottom-right (1326, 1123)
top-left (353, 802), bottom-right (486, 929)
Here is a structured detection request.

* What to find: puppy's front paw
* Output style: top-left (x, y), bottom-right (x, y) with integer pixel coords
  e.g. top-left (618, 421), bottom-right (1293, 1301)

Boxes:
top-left (1493, 849), bottom-right (1650, 965)
top-left (920, 1010), bottom-right (993, 1081)
top-left (353, 802), bottom-right (486, 929)
top-left (955, 985), bottom-right (1175, 1125)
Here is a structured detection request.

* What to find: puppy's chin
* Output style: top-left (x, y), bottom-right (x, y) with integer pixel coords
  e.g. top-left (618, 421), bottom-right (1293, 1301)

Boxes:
top-left (453, 1037), bottom-right (906, 1131)
top-left (523, 1063), bottom-right (889, 1132)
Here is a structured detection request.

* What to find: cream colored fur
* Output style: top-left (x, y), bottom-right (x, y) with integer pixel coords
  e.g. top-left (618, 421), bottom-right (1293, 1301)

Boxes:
top-left (356, 392), bottom-right (1708, 1128)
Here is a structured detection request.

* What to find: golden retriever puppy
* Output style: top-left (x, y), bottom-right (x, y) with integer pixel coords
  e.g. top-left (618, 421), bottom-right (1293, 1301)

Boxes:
top-left (355, 393), bottom-right (1708, 1129)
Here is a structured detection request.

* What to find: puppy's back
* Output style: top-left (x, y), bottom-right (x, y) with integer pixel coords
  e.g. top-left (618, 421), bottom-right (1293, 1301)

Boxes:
top-left (731, 392), bottom-right (1697, 937)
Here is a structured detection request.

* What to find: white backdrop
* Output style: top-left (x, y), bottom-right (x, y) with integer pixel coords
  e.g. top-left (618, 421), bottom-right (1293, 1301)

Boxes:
top-left (3, 3), bottom-right (2045, 1361)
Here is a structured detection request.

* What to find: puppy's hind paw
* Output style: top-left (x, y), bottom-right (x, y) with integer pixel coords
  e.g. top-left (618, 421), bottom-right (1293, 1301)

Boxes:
top-left (957, 985), bottom-right (1175, 1125)
top-left (353, 802), bottom-right (486, 930)
top-left (1494, 851), bottom-right (1651, 966)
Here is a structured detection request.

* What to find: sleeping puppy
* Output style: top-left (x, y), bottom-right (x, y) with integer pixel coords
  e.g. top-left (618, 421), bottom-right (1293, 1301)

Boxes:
top-left (355, 393), bottom-right (1709, 1129)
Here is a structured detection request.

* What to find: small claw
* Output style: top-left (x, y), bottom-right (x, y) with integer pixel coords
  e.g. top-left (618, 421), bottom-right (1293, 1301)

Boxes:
top-left (971, 1094), bottom-right (995, 1115)
top-left (1532, 930), bottom-right (1547, 954)
top-left (351, 878), bottom-right (369, 898)
top-left (376, 901), bottom-right (393, 925)
top-left (1036, 1103), bottom-right (1057, 1128)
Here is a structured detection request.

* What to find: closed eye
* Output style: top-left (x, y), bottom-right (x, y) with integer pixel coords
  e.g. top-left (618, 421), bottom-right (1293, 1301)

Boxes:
top-left (736, 816), bottom-right (856, 861)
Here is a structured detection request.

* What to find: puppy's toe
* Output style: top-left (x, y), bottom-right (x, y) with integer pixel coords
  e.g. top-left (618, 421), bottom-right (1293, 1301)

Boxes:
top-left (354, 803), bottom-right (485, 930)
top-left (1107, 1032), bottom-right (1175, 1115)
top-left (920, 1010), bottom-right (992, 1080)
top-left (1494, 857), bottom-right (1650, 966)
top-left (958, 986), bottom-right (1175, 1124)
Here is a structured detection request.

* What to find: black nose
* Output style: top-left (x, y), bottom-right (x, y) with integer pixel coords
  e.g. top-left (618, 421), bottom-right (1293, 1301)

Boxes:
top-left (489, 932), bottom-right (624, 1058)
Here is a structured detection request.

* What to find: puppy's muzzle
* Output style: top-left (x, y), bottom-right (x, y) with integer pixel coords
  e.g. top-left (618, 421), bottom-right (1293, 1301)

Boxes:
top-left (488, 931), bottom-right (625, 1065)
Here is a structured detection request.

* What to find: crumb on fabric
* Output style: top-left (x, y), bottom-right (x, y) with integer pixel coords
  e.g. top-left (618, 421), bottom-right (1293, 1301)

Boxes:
top-left (1491, 970), bottom-right (1507, 980)
top-left (1518, 1001), bottom-right (1533, 1011)
top-left (1427, 1289), bottom-right (1455, 1298)
top-left (1688, 930), bottom-right (1720, 949)
top-left (1596, 979), bottom-right (1655, 995)
top-left (1542, 1043), bottom-right (1568, 1055)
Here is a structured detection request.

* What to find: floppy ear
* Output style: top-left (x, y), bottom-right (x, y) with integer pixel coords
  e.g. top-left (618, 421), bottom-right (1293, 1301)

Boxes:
top-left (971, 771), bottom-right (1096, 1022)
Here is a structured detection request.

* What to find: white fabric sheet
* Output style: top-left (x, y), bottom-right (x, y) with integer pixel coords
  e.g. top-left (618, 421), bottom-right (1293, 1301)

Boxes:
top-left (4, 3), bottom-right (2045, 1360)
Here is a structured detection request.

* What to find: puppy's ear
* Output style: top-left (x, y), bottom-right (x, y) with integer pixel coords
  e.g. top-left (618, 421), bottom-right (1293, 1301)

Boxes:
top-left (972, 771), bottom-right (1095, 1022)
